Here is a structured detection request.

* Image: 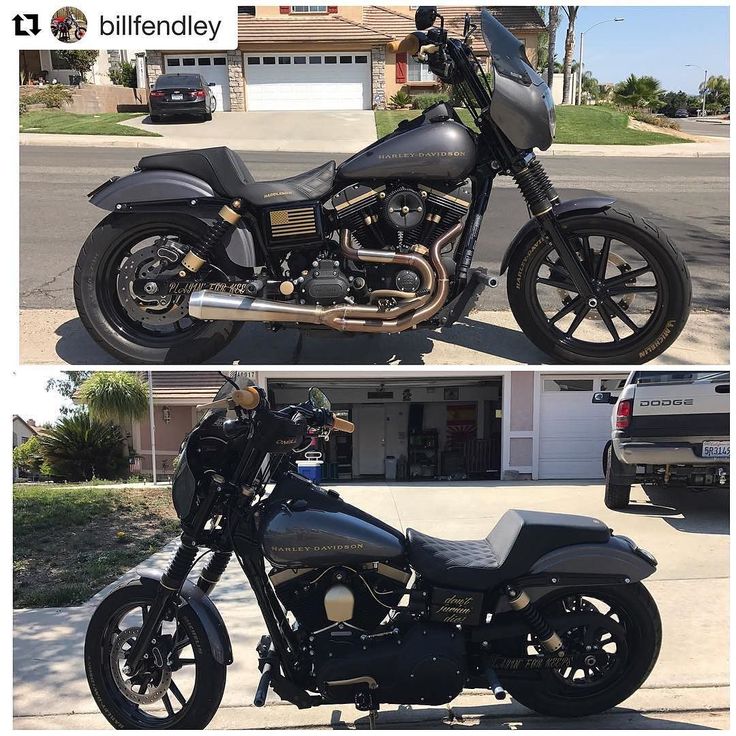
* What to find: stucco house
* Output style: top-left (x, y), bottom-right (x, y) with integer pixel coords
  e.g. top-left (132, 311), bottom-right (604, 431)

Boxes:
top-left (143, 5), bottom-right (546, 111)
top-left (12, 415), bottom-right (39, 481)
top-left (131, 370), bottom-right (626, 483)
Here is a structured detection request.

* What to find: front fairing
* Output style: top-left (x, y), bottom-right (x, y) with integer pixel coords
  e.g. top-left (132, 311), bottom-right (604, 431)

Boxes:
top-left (481, 9), bottom-right (555, 150)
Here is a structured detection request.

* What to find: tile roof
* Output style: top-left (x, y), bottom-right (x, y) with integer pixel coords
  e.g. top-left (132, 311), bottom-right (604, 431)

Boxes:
top-left (139, 371), bottom-right (231, 403)
top-left (238, 13), bottom-right (392, 44)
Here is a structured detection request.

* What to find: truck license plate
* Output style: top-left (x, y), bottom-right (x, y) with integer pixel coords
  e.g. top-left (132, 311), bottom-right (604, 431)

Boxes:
top-left (702, 441), bottom-right (730, 459)
top-left (171, 93), bottom-right (183, 101)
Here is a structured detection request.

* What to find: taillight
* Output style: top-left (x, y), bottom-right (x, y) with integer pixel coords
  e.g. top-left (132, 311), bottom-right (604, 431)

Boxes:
top-left (615, 399), bottom-right (633, 430)
top-left (150, 90), bottom-right (165, 98)
top-left (195, 89), bottom-right (206, 100)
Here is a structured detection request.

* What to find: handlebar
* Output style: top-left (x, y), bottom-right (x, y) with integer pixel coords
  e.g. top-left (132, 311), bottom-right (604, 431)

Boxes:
top-left (197, 386), bottom-right (261, 412)
top-left (331, 415), bottom-right (355, 433)
top-left (387, 33), bottom-right (421, 55)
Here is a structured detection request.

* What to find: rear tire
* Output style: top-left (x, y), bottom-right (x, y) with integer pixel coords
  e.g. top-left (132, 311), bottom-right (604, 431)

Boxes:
top-left (150, 114), bottom-right (162, 123)
top-left (605, 445), bottom-right (632, 510)
top-left (502, 583), bottom-right (661, 718)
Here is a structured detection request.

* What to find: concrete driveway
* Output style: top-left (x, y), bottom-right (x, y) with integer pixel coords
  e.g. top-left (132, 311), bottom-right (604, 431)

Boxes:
top-left (121, 111), bottom-right (377, 153)
top-left (13, 481), bottom-right (729, 729)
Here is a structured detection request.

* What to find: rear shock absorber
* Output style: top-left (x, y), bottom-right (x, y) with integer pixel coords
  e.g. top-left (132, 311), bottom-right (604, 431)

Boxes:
top-left (179, 199), bottom-right (243, 275)
top-left (505, 585), bottom-right (566, 656)
top-left (196, 550), bottom-right (233, 595)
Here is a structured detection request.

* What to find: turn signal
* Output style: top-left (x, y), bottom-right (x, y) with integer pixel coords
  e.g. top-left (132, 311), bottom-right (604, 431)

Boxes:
top-left (615, 399), bottom-right (633, 430)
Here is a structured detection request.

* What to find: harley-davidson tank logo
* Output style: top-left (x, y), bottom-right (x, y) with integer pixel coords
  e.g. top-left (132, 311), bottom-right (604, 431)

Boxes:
top-left (263, 191), bottom-right (292, 198)
top-left (271, 543), bottom-right (365, 553)
top-left (377, 151), bottom-right (466, 160)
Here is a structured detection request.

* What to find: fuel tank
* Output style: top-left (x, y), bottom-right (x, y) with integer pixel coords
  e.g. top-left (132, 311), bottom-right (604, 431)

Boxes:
top-left (259, 472), bottom-right (406, 567)
top-left (337, 119), bottom-right (477, 182)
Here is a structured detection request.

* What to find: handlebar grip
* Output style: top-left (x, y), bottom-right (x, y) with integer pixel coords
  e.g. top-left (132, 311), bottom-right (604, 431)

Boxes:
top-left (196, 397), bottom-right (231, 411)
top-left (387, 33), bottom-right (421, 55)
top-left (332, 415), bottom-right (355, 434)
top-left (232, 387), bottom-right (261, 411)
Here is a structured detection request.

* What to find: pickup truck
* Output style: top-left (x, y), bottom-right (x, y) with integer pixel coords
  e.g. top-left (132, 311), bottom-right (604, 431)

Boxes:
top-left (593, 371), bottom-right (729, 509)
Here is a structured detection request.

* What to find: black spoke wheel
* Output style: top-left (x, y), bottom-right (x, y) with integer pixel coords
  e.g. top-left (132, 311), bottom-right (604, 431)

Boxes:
top-left (495, 583), bottom-right (661, 718)
top-left (74, 213), bottom-right (243, 364)
top-left (507, 207), bottom-right (691, 363)
top-left (85, 580), bottom-right (226, 729)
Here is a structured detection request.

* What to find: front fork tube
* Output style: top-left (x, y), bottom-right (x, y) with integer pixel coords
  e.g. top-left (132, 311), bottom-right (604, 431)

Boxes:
top-left (455, 175), bottom-right (493, 285)
top-left (505, 585), bottom-right (566, 657)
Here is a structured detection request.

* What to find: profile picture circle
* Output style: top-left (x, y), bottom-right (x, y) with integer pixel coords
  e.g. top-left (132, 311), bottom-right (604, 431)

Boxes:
top-left (51, 7), bottom-right (87, 43)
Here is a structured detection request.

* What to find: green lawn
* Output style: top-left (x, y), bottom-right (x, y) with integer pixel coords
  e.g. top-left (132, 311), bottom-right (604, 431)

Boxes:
top-left (19, 110), bottom-right (159, 136)
top-left (375, 105), bottom-right (688, 145)
top-left (13, 484), bottom-right (179, 608)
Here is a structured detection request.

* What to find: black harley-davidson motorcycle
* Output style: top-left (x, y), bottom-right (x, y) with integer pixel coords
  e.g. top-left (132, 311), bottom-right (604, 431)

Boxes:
top-left (74, 8), bottom-right (690, 365)
top-left (85, 376), bottom-right (662, 729)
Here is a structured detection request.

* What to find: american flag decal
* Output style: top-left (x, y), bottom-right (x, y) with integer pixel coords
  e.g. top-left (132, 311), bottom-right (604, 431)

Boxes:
top-left (269, 207), bottom-right (317, 238)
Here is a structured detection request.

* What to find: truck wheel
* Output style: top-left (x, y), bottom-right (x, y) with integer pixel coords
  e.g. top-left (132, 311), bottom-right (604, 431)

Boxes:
top-left (605, 445), bottom-right (632, 510)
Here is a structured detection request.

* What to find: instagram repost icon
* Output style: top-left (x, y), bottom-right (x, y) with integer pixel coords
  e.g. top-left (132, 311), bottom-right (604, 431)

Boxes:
top-left (51, 6), bottom-right (87, 43)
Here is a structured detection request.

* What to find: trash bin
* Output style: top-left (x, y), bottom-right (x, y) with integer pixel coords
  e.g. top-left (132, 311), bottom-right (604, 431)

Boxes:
top-left (384, 455), bottom-right (397, 481)
top-left (296, 451), bottom-right (323, 485)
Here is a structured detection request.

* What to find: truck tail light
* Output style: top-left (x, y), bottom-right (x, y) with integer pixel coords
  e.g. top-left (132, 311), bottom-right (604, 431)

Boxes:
top-left (616, 399), bottom-right (633, 430)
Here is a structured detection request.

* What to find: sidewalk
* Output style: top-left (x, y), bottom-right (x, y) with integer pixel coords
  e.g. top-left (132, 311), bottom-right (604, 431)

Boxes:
top-left (14, 481), bottom-right (729, 729)
top-left (19, 307), bottom-right (730, 365)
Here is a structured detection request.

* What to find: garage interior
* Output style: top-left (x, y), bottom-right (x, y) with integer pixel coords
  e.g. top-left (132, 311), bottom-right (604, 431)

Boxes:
top-left (268, 377), bottom-right (503, 482)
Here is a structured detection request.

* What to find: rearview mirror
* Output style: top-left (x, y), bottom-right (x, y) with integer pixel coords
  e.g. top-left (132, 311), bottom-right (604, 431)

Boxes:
top-left (308, 387), bottom-right (331, 411)
top-left (592, 391), bottom-right (617, 405)
top-left (415, 6), bottom-right (438, 30)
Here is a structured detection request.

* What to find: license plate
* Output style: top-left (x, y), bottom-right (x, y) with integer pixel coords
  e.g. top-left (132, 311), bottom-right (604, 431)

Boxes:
top-left (702, 441), bottom-right (730, 459)
top-left (171, 93), bottom-right (183, 101)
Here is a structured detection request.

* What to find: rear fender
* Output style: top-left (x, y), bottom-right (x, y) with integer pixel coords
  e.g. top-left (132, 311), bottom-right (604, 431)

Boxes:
top-left (499, 197), bottom-right (616, 275)
top-left (136, 572), bottom-right (233, 666)
top-left (89, 170), bottom-right (257, 268)
top-left (493, 536), bottom-right (656, 613)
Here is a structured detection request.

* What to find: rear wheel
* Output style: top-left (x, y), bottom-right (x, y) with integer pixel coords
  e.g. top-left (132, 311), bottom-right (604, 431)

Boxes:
top-left (74, 213), bottom-right (242, 364)
top-left (605, 446), bottom-right (632, 510)
top-left (150, 114), bottom-right (162, 123)
top-left (85, 581), bottom-right (226, 729)
top-left (507, 208), bottom-right (691, 363)
top-left (498, 584), bottom-right (661, 717)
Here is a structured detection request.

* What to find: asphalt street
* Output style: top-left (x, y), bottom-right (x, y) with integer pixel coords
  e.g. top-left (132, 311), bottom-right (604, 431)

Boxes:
top-left (673, 117), bottom-right (730, 139)
top-left (21, 146), bottom-right (729, 317)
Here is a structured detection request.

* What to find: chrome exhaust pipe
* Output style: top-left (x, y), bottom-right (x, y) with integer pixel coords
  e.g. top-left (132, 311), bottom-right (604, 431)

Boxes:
top-left (188, 223), bottom-right (462, 332)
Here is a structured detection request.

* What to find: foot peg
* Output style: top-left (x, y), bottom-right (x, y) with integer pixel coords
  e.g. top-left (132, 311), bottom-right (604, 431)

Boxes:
top-left (485, 667), bottom-right (507, 700)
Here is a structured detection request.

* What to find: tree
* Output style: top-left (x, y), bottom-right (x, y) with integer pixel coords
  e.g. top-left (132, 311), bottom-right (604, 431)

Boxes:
top-left (580, 70), bottom-right (601, 102)
top-left (77, 372), bottom-right (149, 425)
top-left (13, 436), bottom-right (44, 476)
top-left (547, 6), bottom-right (560, 87)
top-left (613, 74), bottom-right (664, 110)
top-left (52, 50), bottom-right (99, 81)
top-left (46, 371), bottom-right (91, 415)
top-left (561, 6), bottom-right (579, 104)
top-left (109, 60), bottom-right (138, 88)
top-left (38, 411), bottom-right (127, 482)
top-left (703, 75), bottom-right (730, 113)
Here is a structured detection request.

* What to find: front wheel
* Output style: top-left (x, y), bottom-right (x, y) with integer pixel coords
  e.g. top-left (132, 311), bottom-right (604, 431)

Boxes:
top-left (74, 213), bottom-right (242, 363)
top-left (498, 583), bottom-right (661, 718)
top-left (507, 207), bottom-right (691, 363)
top-left (84, 580), bottom-right (226, 729)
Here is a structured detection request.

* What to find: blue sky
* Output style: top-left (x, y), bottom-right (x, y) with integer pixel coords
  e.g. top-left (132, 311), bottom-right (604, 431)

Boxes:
top-left (550, 6), bottom-right (729, 93)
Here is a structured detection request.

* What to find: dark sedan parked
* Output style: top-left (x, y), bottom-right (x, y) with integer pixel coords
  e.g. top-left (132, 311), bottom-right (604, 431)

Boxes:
top-left (148, 73), bottom-right (216, 123)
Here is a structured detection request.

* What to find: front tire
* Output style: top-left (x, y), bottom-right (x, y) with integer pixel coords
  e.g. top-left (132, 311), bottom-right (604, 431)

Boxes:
top-left (85, 581), bottom-right (226, 729)
top-left (74, 213), bottom-right (242, 364)
top-left (500, 583), bottom-right (661, 718)
top-left (507, 207), bottom-right (691, 363)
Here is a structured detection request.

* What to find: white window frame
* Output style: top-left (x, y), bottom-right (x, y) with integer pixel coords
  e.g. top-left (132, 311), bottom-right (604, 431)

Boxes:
top-left (407, 56), bottom-right (435, 83)
top-left (290, 5), bottom-right (328, 13)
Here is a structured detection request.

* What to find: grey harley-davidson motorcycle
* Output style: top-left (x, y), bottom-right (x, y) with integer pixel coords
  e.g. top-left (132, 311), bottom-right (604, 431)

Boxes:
top-left (75, 8), bottom-right (690, 365)
top-left (85, 377), bottom-right (662, 728)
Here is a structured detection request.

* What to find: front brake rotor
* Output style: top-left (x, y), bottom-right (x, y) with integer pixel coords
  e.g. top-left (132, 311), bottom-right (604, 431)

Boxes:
top-left (110, 626), bottom-right (172, 705)
top-left (117, 241), bottom-right (188, 326)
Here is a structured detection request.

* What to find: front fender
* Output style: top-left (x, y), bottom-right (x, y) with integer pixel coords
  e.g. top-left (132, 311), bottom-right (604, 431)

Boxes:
top-left (136, 572), bottom-right (233, 666)
top-left (89, 169), bottom-right (217, 210)
top-left (499, 196), bottom-right (616, 275)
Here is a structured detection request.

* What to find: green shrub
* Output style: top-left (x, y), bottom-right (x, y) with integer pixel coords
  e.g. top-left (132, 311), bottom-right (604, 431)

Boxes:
top-left (21, 85), bottom-right (74, 111)
top-left (109, 60), bottom-right (138, 88)
top-left (629, 108), bottom-right (680, 130)
top-left (389, 90), bottom-right (412, 108)
top-left (411, 93), bottom-right (448, 110)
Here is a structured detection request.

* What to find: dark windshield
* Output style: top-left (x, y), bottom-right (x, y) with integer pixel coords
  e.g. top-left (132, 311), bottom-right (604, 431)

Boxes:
top-left (155, 74), bottom-right (203, 89)
top-left (481, 10), bottom-right (533, 86)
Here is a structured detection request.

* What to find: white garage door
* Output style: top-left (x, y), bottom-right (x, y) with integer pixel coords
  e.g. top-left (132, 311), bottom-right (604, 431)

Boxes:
top-left (245, 52), bottom-right (371, 111)
top-left (538, 375), bottom-right (627, 479)
top-left (164, 54), bottom-right (230, 111)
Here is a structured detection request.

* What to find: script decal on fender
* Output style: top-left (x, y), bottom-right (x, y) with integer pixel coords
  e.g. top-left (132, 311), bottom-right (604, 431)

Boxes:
top-left (167, 282), bottom-right (251, 296)
top-left (489, 654), bottom-right (573, 671)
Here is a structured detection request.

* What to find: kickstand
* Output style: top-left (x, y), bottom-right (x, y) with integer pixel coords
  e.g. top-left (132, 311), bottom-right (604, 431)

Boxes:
top-left (368, 709), bottom-right (377, 730)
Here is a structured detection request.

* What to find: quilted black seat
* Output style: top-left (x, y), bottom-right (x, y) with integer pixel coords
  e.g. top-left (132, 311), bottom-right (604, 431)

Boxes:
top-left (407, 509), bottom-right (610, 591)
top-left (137, 146), bottom-right (336, 206)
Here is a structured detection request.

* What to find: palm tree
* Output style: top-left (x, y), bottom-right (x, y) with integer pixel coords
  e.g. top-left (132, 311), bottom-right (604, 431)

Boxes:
top-left (38, 411), bottom-right (126, 481)
top-left (561, 6), bottom-right (579, 104)
top-left (547, 6), bottom-right (560, 87)
top-left (581, 70), bottom-right (601, 102)
top-left (613, 74), bottom-right (664, 110)
top-left (703, 75), bottom-right (730, 112)
top-left (78, 371), bottom-right (149, 424)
